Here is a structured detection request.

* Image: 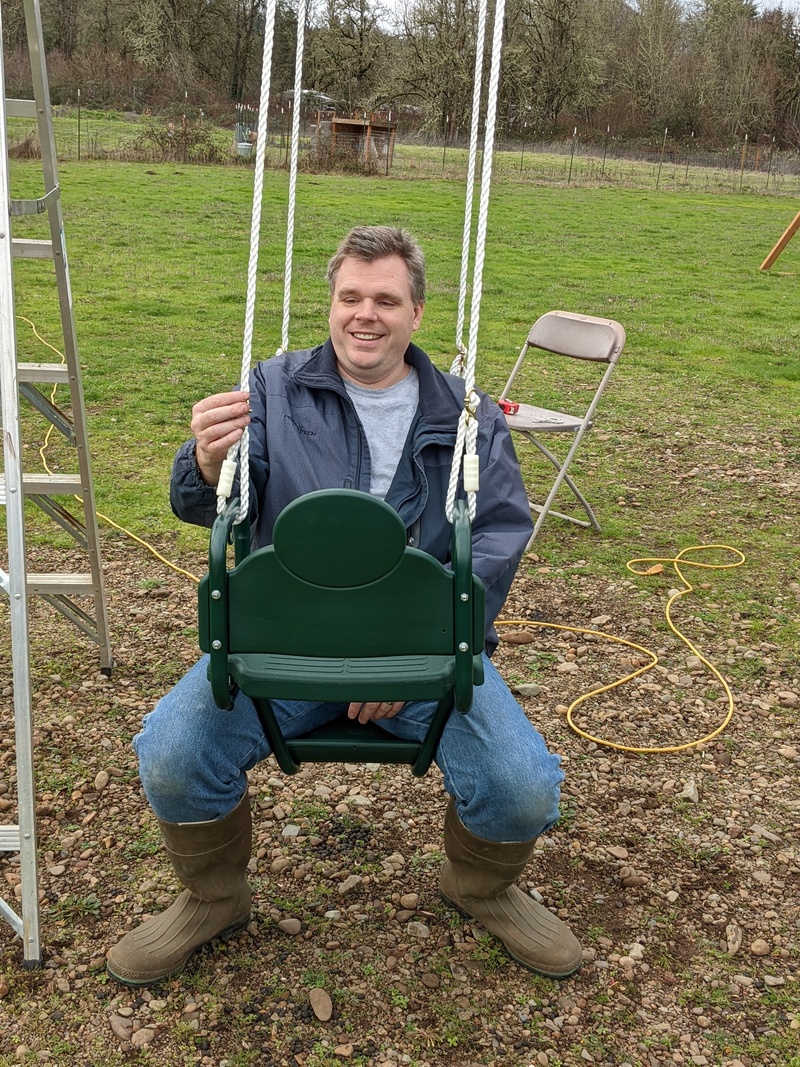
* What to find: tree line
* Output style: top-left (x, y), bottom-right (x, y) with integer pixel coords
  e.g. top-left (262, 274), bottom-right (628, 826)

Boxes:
top-left (2, 0), bottom-right (799, 148)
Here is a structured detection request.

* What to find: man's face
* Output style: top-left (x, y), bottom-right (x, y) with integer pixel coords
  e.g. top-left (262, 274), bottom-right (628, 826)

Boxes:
top-left (328, 254), bottom-right (424, 388)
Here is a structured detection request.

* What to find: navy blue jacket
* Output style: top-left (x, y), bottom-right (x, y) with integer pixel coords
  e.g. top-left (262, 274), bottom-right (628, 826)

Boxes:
top-left (170, 340), bottom-right (533, 652)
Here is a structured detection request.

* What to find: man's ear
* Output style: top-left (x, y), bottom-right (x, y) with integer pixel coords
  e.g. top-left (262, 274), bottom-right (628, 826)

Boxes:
top-left (412, 302), bottom-right (425, 331)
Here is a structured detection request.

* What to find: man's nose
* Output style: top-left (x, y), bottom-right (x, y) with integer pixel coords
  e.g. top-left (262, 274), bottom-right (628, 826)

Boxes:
top-left (355, 300), bottom-right (377, 319)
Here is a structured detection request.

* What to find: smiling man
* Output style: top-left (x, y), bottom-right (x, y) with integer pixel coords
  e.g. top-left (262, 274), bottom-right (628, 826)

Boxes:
top-left (106, 226), bottom-right (582, 989)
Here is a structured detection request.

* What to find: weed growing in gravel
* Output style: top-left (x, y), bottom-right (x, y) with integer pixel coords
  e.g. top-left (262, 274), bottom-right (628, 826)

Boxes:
top-left (50, 891), bottom-right (101, 922)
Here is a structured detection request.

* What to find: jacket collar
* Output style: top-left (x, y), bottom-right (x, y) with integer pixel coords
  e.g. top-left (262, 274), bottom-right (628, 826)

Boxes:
top-left (292, 339), bottom-right (464, 433)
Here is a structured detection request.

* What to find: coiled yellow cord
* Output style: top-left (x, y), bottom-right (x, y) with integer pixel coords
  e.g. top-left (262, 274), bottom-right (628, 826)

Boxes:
top-left (498, 544), bottom-right (745, 754)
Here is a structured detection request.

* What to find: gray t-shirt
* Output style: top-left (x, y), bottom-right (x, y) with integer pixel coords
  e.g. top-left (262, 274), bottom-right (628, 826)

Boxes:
top-left (343, 367), bottom-right (420, 499)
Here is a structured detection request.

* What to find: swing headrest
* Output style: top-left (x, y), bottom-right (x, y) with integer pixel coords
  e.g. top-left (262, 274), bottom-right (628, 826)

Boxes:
top-left (272, 489), bottom-right (406, 588)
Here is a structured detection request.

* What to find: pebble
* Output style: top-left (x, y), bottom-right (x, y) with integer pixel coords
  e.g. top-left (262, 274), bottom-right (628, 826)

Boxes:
top-left (763, 975), bottom-right (785, 987)
top-left (515, 683), bottom-right (542, 696)
top-left (750, 823), bottom-right (781, 843)
top-left (282, 824), bottom-right (301, 838)
top-left (502, 630), bottom-right (535, 644)
top-left (309, 988), bottom-right (333, 1021)
top-left (750, 938), bottom-right (771, 956)
top-left (399, 893), bottom-right (419, 909)
top-left (109, 1015), bottom-right (134, 1041)
top-left (726, 924), bottom-right (743, 956)
top-left (606, 845), bottom-right (629, 860)
top-left (678, 778), bottom-right (700, 803)
top-left (778, 746), bottom-right (797, 759)
top-left (333, 1044), bottom-right (354, 1058)
top-left (278, 918), bottom-right (302, 935)
top-left (130, 1028), bottom-right (156, 1048)
top-left (94, 770), bottom-right (110, 791)
top-left (338, 874), bottom-right (362, 895)
top-left (407, 921), bottom-right (431, 938)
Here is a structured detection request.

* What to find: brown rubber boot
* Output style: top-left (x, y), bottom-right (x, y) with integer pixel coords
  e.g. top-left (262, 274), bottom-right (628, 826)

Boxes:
top-left (106, 792), bottom-right (252, 987)
top-left (439, 798), bottom-right (582, 978)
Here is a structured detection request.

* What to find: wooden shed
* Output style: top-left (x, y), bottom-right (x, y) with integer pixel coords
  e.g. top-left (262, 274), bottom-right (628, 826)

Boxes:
top-left (314, 114), bottom-right (397, 172)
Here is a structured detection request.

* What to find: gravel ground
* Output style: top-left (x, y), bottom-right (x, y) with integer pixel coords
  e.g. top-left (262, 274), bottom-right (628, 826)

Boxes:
top-left (0, 536), bottom-right (798, 1067)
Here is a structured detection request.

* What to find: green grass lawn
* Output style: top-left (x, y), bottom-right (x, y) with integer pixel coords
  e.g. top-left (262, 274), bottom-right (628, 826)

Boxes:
top-left (7, 160), bottom-right (800, 653)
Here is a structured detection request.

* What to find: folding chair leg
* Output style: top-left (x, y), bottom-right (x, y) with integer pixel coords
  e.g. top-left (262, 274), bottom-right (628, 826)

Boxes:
top-left (525, 434), bottom-right (601, 544)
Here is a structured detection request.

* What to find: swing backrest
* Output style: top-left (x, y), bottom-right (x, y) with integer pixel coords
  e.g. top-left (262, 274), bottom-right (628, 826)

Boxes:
top-left (199, 489), bottom-right (485, 713)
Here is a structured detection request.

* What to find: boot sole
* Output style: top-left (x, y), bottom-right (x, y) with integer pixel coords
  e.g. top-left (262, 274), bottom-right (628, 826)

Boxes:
top-left (106, 912), bottom-right (252, 988)
top-left (440, 891), bottom-right (582, 980)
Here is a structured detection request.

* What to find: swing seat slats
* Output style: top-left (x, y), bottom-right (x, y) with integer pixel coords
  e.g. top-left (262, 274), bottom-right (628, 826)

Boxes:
top-left (199, 489), bottom-right (484, 776)
top-left (282, 719), bottom-right (424, 767)
top-left (227, 653), bottom-right (462, 701)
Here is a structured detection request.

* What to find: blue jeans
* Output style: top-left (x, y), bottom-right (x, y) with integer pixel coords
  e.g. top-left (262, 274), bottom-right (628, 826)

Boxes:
top-left (133, 653), bottom-right (563, 843)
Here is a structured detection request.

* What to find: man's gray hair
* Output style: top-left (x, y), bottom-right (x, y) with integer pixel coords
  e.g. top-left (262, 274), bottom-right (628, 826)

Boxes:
top-left (327, 226), bottom-right (426, 305)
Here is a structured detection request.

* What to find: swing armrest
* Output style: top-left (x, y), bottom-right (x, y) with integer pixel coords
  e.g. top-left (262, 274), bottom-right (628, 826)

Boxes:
top-left (205, 498), bottom-right (252, 710)
top-left (452, 500), bottom-right (483, 711)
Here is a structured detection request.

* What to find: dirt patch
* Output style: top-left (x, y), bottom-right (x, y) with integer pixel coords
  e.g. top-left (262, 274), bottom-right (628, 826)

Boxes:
top-left (0, 534), bottom-right (798, 1067)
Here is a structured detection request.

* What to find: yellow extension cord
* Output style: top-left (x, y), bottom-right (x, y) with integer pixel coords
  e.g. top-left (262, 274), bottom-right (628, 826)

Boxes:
top-left (20, 316), bottom-right (746, 755)
top-left (497, 543), bottom-right (744, 754)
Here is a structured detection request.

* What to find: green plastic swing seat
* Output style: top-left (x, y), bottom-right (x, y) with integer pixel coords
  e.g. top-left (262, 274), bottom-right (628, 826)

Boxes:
top-left (198, 489), bottom-right (485, 776)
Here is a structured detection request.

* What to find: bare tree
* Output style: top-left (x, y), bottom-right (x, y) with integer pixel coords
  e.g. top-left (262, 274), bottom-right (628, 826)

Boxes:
top-left (617, 0), bottom-right (694, 132)
top-left (392, 0), bottom-right (478, 139)
top-left (306, 0), bottom-right (389, 110)
top-left (502, 0), bottom-right (611, 132)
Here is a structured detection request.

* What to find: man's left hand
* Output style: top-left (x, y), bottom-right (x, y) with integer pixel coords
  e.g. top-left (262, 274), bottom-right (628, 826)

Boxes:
top-left (347, 701), bottom-right (405, 725)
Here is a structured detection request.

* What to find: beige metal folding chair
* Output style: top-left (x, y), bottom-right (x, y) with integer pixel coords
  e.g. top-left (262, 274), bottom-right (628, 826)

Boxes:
top-left (499, 310), bottom-right (625, 545)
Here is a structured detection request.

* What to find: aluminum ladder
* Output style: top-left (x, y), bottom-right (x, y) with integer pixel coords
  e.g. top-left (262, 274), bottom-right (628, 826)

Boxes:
top-left (1, 0), bottom-right (112, 966)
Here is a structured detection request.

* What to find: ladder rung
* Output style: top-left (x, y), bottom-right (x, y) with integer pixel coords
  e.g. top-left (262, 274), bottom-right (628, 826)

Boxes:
top-left (22, 473), bottom-right (82, 495)
top-left (6, 98), bottom-right (37, 118)
top-left (27, 573), bottom-right (95, 596)
top-left (0, 825), bottom-right (21, 852)
top-left (12, 238), bottom-right (54, 260)
top-left (17, 363), bottom-right (69, 384)
top-left (10, 186), bottom-right (60, 217)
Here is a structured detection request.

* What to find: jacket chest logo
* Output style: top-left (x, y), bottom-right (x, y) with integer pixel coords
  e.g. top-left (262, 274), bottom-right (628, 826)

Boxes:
top-left (283, 414), bottom-right (317, 437)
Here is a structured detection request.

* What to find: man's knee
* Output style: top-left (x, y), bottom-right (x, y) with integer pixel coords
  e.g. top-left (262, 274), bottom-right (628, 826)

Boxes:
top-left (479, 747), bottom-right (563, 841)
top-left (133, 702), bottom-right (201, 807)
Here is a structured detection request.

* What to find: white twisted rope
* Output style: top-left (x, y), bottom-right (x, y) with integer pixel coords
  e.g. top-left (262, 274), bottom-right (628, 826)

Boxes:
top-left (445, 0), bottom-right (506, 524)
top-left (278, 0), bottom-right (308, 355)
top-left (449, 0), bottom-right (488, 378)
top-left (217, 0), bottom-right (280, 521)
